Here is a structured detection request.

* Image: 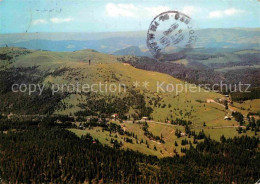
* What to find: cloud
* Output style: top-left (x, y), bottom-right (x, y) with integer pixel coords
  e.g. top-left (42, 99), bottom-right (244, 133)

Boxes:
top-left (66, 45), bottom-right (75, 49)
top-left (105, 3), bottom-right (170, 18)
top-left (143, 6), bottom-right (171, 16)
top-left (209, 8), bottom-right (244, 18)
top-left (50, 18), bottom-right (73, 23)
top-left (106, 3), bottom-right (137, 17)
top-left (209, 11), bottom-right (222, 18)
top-left (105, 4), bottom-right (201, 19)
top-left (32, 18), bottom-right (73, 26)
top-left (224, 8), bottom-right (244, 15)
top-left (182, 6), bottom-right (199, 16)
top-left (32, 19), bottom-right (47, 25)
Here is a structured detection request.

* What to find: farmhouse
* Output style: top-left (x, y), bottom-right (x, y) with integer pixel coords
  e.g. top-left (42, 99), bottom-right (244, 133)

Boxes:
top-left (111, 113), bottom-right (118, 120)
top-left (79, 124), bottom-right (84, 130)
top-left (7, 112), bottom-right (14, 119)
top-left (120, 124), bottom-right (127, 132)
top-left (181, 132), bottom-right (186, 137)
top-left (224, 116), bottom-right (231, 120)
top-left (255, 179), bottom-right (260, 184)
top-left (141, 117), bottom-right (149, 121)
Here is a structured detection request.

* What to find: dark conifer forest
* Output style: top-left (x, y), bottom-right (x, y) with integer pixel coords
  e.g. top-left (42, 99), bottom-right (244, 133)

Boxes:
top-left (0, 117), bottom-right (259, 184)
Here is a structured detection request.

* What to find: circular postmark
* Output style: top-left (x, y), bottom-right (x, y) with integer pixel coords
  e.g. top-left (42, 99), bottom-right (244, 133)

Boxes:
top-left (147, 11), bottom-right (197, 61)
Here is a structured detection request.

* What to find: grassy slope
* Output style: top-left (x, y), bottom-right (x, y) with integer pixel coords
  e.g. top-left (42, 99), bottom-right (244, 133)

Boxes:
top-left (7, 47), bottom-right (258, 123)
top-left (11, 48), bottom-right (224, 123)
top-left (231, 99), bottom-right (260, 115)
top-left (3, 47), bottom-right (259, 157)
top-left (69, 118), bottom-right (257, 158)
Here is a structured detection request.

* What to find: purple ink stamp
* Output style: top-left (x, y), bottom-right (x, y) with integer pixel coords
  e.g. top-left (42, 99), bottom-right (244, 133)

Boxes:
top-left (147, 11), bottom-right (197, 61)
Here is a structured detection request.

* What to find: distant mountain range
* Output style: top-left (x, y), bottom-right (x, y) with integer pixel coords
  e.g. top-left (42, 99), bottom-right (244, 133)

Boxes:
top-left (113, 46), bottom-right (152, 57)
top-left (0, 28), bottom-right (259, 55)
top-left (1, 38), bottom-right (146, 54)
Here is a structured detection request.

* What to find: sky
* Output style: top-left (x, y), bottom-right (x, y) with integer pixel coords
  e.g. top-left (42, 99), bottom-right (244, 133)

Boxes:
top-left (0, 0), bottom-right (259, 33)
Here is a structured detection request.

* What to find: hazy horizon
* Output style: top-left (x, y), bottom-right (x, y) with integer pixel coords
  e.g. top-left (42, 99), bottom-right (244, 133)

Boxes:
top-left (1, 26), bottom-right (260, 34)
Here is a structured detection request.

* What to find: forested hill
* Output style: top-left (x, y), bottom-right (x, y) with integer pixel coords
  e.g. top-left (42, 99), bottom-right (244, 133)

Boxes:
top-left (121, 49), bottom-right (260, 91)
top-left (0, 46), bottom-right (260, 183)
top-left (0, 117), bottom-right (259, 183)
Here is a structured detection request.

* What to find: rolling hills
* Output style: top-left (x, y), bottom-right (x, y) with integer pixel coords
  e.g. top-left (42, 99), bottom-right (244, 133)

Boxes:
top-left (1, 28), bottom-right (259, 53)
top-left (1, 47), bottom-right (259, 158)
top-left (113, 46), bottom-right (151, 57)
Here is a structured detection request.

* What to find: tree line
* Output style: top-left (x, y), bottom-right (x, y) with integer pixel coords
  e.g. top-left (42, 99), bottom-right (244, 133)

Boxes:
top-left (0, 117), bottom-right (259, 183)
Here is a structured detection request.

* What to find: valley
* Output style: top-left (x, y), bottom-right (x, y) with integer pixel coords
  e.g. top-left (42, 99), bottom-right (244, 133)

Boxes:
top-left (1, 0), bottom-right (260, 182)
top-left (1, 47), bottom-right (259, 159)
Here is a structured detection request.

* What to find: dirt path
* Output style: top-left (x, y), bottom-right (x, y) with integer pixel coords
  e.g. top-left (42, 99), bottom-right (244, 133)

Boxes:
top-left (123, 120), bottom-right (178, 127)
top-left (123, 120), bottom-right (245, 130)
top-left (164, 129), bottom-right (175, 141)
top-left (207, 98), bottom-right (235, 112)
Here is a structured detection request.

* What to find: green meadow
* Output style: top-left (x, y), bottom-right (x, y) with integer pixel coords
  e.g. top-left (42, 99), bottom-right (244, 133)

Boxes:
top-left (2, 47), bottom-right (259, 157)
